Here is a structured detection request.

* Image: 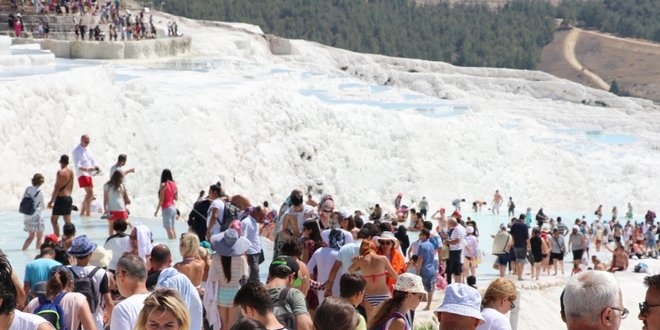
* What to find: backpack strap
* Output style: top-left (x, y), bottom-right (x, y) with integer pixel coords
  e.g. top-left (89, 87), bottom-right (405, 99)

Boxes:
top-left (278, 286), bottom-right (291, 302)
top-left (53, 291), bottom-right (67, 305)
top-left (87, 266), bottom-right (101, 279)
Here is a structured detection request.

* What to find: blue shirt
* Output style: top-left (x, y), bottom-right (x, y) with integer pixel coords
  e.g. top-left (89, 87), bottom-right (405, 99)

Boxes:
top-left (157, 268), bottom-right (203, 330)
top-left (24, 258), bottom-right (61, 290)
top-left (241, 215), bottom-right (261, 255)
top-left (417, 240), bottom-right (435, 277)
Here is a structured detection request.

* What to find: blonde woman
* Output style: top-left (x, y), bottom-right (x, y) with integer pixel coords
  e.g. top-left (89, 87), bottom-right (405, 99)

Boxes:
top-left (175, 233), bottom-right (206, 287)
top-left (136, 288), bottom-right (191, 330)
top-left (477, 278), bottom-right (517, 330)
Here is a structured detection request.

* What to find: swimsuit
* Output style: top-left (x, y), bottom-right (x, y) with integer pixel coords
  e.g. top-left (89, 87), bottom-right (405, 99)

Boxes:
top-left (364, 293), bottom-right (391, 307)
top-left (364, 272), bottom-right (387, 282)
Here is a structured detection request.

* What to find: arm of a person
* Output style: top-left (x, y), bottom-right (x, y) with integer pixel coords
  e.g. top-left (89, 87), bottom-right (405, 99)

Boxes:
top-left (154, 184), bottom-right (164, 216)
top-left (288, 288), bottom-right (313, 330)
top-left (13, 272), bottom-right (25, 310)
top-left (100, 274), bottom-right (114, 316)
top-left (23, 281), bottom-right (30, 301)
top-left (78, 300), bottom-right (96, 330)
top-left (385, 257), bottom-right (398, 278)
top-left (206, 207), bottom-right (218, 241)
top-left (37, 323), bottom-right (55, 330)
top-left (103, 187), bottom-right (109, 213)
top-left (122, 185), bottom-right (130, 205)
top-left (348, 257), bottom-right (361, 273)
top-left (49, 171), bottom-right (64, 206)
top-left (324, 260), bottom-right (342, 297)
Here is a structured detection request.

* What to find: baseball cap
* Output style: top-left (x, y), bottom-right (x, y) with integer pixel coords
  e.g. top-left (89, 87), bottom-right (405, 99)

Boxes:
top-left (269, 256), bottom-right (299, 277)
top-left (44, 234), bottom-right (59, 244)
top-left (434, 283), bottom-right (485, 324)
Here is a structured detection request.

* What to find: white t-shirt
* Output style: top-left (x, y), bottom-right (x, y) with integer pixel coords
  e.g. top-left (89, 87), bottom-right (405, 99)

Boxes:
top-left (207, 198), bottom-right (225, 236)
top-left (110, 292), bottom-right (151, 330)
top-left (9, 310), bottom-right (49, 330)
top-left (72, 144), bottom-right (96, 178)
top-left (307, 247), bottom-right (340, 301)
top-left (103, 183), bottom-right (126, 211)
top-left (109, 164), bottom-right (121, 177)
top-left (104, 234), bottom-right (131, 271)
top-left (477, 307), bottom-right (512, 330)
top-left (450, 225), bottom-right (467, 251)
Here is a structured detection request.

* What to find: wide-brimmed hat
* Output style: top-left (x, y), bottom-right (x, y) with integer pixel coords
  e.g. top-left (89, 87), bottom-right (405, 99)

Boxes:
top-left (90, 246), bottom-right (113, 268)
top-left (68, 235), bottom-right (97, 257)
top-left (434, 283), bottom-right (485, 324)
top-left (376, 231), bottom-right (399, 248)
top-left (210, 229), bottom-right (250, 257)
top-left (541, 224), bottom-right (551, 233)
top-left (394, 273), bottom-right (426, 295)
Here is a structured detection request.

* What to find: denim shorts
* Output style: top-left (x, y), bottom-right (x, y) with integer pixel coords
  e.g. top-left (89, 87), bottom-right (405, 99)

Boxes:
top-left (162, 206), bottom-right (177, 229)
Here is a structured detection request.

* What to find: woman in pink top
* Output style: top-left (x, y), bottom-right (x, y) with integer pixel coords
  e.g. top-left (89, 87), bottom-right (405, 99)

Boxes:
top-left (154, 169), bottom-right (178, 239)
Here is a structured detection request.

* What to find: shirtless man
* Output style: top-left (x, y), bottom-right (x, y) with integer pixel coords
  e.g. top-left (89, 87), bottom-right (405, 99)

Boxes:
top-left (47, 155), bottom-right (74, 237)
top-left (72, 134), bottom-right (100, 217)
top-left (608, 244), bottom-right (628, 272)
top-left (492, 190), bottom-right (503, 215)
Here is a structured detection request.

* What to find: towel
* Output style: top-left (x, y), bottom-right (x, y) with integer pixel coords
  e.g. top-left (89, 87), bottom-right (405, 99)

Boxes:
top-left (135, 223), bottom-right (153, 263)
top-left (202, 279), bottom-right (221, 330)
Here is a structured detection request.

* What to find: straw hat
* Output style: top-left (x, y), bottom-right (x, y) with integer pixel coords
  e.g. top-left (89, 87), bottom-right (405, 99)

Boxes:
top-left (393, 273), bottom-right (426, 295)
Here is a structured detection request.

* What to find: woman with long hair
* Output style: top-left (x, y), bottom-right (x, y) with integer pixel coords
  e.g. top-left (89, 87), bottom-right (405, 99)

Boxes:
top-left (300, 219), bottom-right (324, 263)
top-left (376, 232), bottom-right (407, 293)
top-left (25, 266), bottom-right (96, 330)
top-left (208, 229), bottom-right (250, 330)
top-left (0, 255), bottom-right (48, 328)
top-left (477, 278), bottom-right (517, 330)
top-left (367, 274), bottom-right (426, 330)
top-left (154, 169), bottom-right (178, 239)
top-left (349, 240), bottom-right (397, 318)
top-left (103, 170), bottom-right (131, 236)
top-left (135, 288), bottom-right (191, 330)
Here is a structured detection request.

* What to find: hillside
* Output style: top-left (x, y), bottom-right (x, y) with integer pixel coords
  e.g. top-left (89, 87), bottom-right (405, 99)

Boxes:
top-left (539, 28), bottom-right (660, 103)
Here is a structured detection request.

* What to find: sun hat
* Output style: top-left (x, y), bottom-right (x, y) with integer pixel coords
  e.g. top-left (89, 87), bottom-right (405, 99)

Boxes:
top-left (377, 231), bottom-right (399, 248)
top-left (541, 224), bottom-right (551, 233)
top-left (68, 235), bottom-right (97, 257)
top-left (269, 256), bottom-right (299, 276)
top-left (434, 283), bottom-right (485, 324)
top-left (466, 226), bottom-right (475, 234)
top-left (90, 246), bottom-right (113, 268)
top-left (393, 273), bottom-right (426, 295)
top-left (572, 225), bottom-right (580, 231)
top-left (210, 229), bottom-right (250, 257)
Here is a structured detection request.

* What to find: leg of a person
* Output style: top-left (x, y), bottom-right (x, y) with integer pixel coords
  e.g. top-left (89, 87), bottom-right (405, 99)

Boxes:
top-left (83, 186), bottom-right (93, 216)
top-left (218, 306), bottom-right (228, 330)
top-left (51, 215), bottom-right (60, 237)
top-left (22, 231), bottom-right (35, 251)
top-left (226, 306), bottom-right (238, 330)
top-left (35, 230), bottom-right (43, 250)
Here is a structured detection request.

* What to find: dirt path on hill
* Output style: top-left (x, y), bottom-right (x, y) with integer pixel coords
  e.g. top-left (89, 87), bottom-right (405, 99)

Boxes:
top-left (562, 28), bottom-right (610, 90)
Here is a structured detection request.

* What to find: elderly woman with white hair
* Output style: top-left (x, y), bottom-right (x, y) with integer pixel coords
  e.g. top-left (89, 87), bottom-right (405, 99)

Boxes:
top-left (561, 270), bottom-right (628, 330)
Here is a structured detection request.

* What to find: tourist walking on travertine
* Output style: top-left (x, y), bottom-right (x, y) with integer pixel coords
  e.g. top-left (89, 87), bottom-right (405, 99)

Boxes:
top-left (72, 134), bottom-right (100, 217)
top-left (48, 155), bottom-right (74, 237)
top-left (154, 169), bottom-right (178, 240)
top-left (491, 190), bottom-right (503, 215)
top-left (21, 173), bottom-right (46, 250)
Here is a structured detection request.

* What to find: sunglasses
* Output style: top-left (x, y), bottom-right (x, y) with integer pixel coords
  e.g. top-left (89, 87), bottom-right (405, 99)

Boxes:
top-left (380, 241), bottom-right (393, 246)
top-left (639, 302), bottom-right (660, 315)
top-left (609, 307), bottom-right (629, 319)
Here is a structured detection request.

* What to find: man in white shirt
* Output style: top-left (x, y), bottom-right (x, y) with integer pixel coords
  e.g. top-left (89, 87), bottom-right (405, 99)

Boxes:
top-left (110, 254), bottom-right (150, 330)
top-left (72, 134), bottom-right (99, 217)
top-left (242, 206), bottom-right (265, 282)
top-left (324, 227), bottom-right (372, 298)
top-left (442, 218), bottom-right (466, 284)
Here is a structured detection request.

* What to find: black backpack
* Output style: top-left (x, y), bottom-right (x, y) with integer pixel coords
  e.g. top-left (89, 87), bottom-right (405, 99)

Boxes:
top-left (219, 201), bottom-right (240, 232)
top-left (69, 266), bottom-right (101, 313)
top-left (19, 189), bottom-right (40, 215)
top-left (272, 287), bottom-right (296, 330)
top-left (34, 292), bottom-right (69, 330)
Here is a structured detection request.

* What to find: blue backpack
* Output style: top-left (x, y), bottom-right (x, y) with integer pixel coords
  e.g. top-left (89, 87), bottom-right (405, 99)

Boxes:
top-left (34, 292), bottom-right (69, 330)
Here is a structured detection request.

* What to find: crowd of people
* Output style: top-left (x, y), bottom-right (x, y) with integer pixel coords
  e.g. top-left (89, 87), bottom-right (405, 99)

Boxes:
top-left (9, 134), bottom-right (660, 330)
top-left (7, 0), bottom-right (172, 41)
